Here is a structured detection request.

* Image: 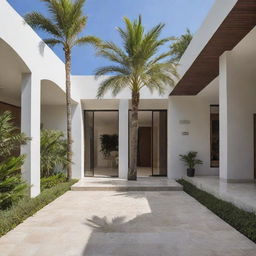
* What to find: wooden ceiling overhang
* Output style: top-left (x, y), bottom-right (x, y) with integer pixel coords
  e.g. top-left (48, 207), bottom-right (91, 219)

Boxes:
top-left (170, 0), bottom-right (256, 96)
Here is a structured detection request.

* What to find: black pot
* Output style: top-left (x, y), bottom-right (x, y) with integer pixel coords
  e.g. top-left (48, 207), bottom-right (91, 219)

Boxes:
top-left (187, 168), bottom-right (195, 177)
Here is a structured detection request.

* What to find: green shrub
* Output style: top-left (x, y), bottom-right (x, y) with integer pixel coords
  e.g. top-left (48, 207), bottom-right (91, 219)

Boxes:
top-left (0, 156), bottom-right (28, 210)
top-left (178, 179), bottom-right (256, 243)
top-left (0, 111), bottom-right (29, 210)
top-left (41, 173), bottom-right (67, 190)
top-left (0, 111), bottom-right (28, 157)
top-left (41, 129), bottom-right (69, 178)
top-left (0, 180), bottom-right (77, 237)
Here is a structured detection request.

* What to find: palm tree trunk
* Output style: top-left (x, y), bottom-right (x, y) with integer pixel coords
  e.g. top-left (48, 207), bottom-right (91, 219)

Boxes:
top-left (65, 48), bottom-right (72, 181)
top-left (128, 91), bottom-right (140, 180)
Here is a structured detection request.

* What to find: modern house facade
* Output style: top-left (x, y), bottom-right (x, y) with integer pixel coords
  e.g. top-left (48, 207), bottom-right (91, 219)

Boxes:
top-left (0, 0), bottom-right (256, 197)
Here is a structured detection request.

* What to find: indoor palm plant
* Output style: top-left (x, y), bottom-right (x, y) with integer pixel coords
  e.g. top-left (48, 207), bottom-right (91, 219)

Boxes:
top-left (100, 134), bottom-right (118, 159)
top-left (179, 151), bottom-right (203, 177)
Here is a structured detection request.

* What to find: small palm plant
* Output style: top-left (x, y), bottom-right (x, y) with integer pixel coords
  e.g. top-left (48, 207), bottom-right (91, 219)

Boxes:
top-left (25, 0), bottom-right (100, 180)
top-left (179, 151), bottom-right (203, 177)
top-left (40, 129), bottom-right (69, 178)
top-left (0, 111), bottom-right (28, 157)
top-left (95, 16), bottom-right (178, 180)
top-left (0, 111), bottom-right (29, 210)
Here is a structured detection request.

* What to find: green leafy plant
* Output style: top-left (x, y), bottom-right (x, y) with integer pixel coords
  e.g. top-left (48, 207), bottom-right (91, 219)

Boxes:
top-left (41, 129), bottom-right (69, 178)
top-left (170, 28), bottom-right (193, 62)
top-left (0, 156), bottom-right (28, 210)
top-left (41, 173), bottom-right (67, 190)
top-left (100, 134), bottom-right (118, 158)
top-left (25, 0), bottom-right (101, 180)
top-left (0, 111), bottom-right (29, 210)
top-left (95, 16), bottom-right (178, 180)
top-left (0, 111), bottom-right (28, 158)
top-left (179, 151), bottom-right (203, 169)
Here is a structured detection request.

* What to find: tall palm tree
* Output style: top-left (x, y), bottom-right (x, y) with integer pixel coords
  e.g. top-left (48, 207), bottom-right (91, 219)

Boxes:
top-left (95, 16), bottom-right (178, 180)
top-left (25, 0), bottom-right (100, 180)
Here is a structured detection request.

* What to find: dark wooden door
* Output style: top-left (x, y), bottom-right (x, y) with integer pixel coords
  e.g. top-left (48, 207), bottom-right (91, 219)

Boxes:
top-left (138, 127), bottom-right (152, 167)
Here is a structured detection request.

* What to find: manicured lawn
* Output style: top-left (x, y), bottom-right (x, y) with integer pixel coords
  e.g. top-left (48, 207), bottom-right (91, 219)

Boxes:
top-left (178, 179), bottom-right (256, 243)
top-left (0, 180), bottom-right (77, 237)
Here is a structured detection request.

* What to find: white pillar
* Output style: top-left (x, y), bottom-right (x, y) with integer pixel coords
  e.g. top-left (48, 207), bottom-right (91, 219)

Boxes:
top-left (118, 99), bottom-right (129, 179)
top-left (71, 103), bottom-right (84, 179)
top-left (219, 52), bottom-right (229, 181)
top-left (21, 73), bottom-right (41, 197)
top-left (219, 51), bottom-right (255, 182)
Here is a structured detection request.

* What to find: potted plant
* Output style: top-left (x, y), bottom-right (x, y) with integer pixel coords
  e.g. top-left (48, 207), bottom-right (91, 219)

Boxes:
top-left (100, 134), bottom-right (118, 159)
top-left (179, 151), bottom-right (203, 177)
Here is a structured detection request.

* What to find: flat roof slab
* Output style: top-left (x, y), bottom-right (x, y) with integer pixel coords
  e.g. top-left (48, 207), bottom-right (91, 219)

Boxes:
top-left (171, 0), bottom-right (256, 96)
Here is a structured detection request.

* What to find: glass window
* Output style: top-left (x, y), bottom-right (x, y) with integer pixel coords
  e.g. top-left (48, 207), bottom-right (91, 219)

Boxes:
top-left (210, 106), bottom-right (219, 167)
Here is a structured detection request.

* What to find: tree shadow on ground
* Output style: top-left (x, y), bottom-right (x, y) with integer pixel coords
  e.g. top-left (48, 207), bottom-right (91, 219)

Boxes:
top-left (82, 191), bottom-right (183, 256)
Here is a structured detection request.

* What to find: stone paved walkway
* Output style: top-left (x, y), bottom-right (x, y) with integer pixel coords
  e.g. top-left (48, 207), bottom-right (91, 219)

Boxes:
top-left (0, 191), bottom-right (256, 256)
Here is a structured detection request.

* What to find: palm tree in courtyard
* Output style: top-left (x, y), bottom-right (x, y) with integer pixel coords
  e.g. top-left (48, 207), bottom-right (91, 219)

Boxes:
top-left (25, 0), bottom-right (100, 180)
top-left (95, 16), bottom-right (178, 180)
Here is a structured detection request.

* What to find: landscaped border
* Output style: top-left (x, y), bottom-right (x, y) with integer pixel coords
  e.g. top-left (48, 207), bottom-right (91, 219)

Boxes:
top-left (178, 179), bottom-right (256, 243)
top-left (0, 180), bottom-right (77, 237)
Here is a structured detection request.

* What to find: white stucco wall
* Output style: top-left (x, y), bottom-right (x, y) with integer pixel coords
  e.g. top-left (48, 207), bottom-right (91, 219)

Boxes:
top-left (71, 76), bottom-right (171, 101)
top-left (220, 50), bottom-right (256, 181)
top-left (41, 105), bottom-right (67, 132)
top-left (71, 104), bottom-right (84, 179)
top-left (0, 0), bottom-right (67, 94)
top-left (168, 79), bottom-right (219, 179)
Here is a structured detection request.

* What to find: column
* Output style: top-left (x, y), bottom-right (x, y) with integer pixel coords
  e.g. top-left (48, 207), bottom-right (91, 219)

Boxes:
top-left (118, 99), bottom-right (129, 179)
top-left (71, 103), bottom-right (84, 179)
top-left (219, 51), bottom-right (255, 182)
top-left (21, 73), bottom-right (41, 197)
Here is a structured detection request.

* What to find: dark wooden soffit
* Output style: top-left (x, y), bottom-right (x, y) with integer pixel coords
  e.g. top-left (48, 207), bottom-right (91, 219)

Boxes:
top-left (170, 0), bottom-right (256, 96)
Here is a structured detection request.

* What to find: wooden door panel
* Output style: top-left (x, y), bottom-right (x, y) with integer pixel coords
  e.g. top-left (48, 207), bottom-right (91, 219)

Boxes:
top-left (138, 127), bottom-right (152, 167)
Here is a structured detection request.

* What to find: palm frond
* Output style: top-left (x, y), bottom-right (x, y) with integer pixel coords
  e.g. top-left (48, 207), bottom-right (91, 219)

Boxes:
top-left (74, 35), bottom-right (101, 47)
top-left (97, 76), bottom-right (130, 98)
top-left (170, 28), bottom-right (193, 62)
top-left (94, 15), bottom-right (178, 99)
top-left (25, 0), bottom-right (92, 49)
top-left (68, 16), bottom-right (87, 40)
top-left (95, 66), bottom-right (130, 77)
top-left (96, 42), bottom-right (128, 65)
top-left (43, 38), bottom-right (63, 47)
top-left (148, 52), bottom-right (172, 66)
top-left (24, 12), bottom-right (62, 38)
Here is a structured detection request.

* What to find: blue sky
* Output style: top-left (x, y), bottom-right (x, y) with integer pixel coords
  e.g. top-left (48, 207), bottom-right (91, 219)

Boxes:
top-left (8, 0), bottom-right (214, 75)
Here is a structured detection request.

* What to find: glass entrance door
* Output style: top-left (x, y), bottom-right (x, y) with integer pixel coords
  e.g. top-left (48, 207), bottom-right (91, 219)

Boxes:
top-left (84, 110), bottom-right (119, 177)
top-left (152, 111), bottom-right (167, 176)
top-left (129, 110), bottom-right (167, 177)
